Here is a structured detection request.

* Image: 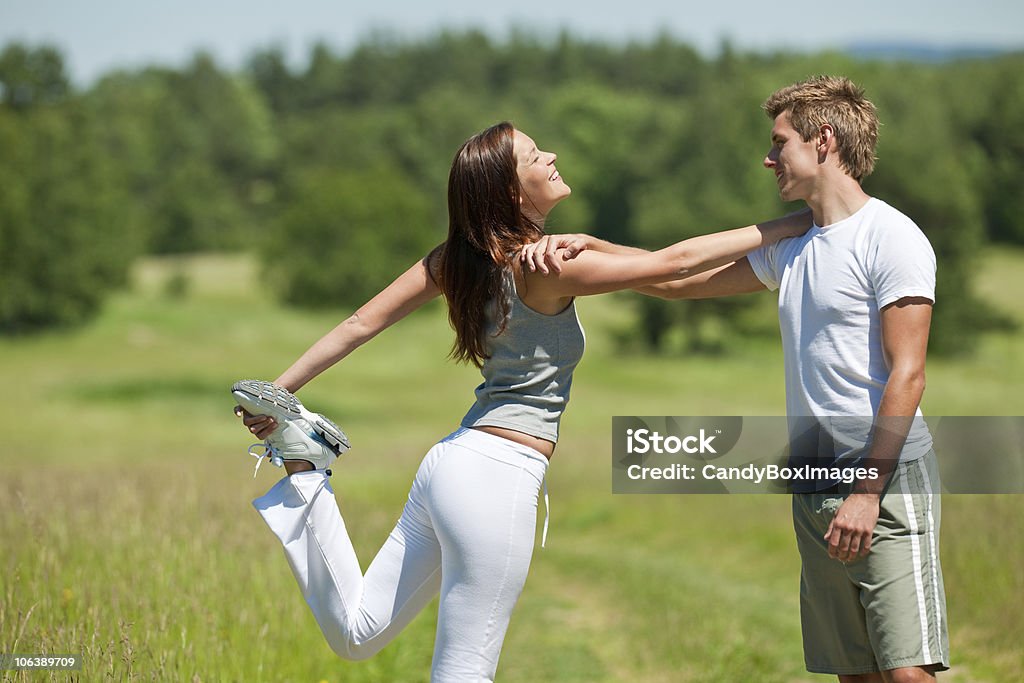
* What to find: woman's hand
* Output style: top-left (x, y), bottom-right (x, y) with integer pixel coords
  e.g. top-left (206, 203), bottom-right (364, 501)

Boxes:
top-left (234, 405), bottom-right (278, 440)
top-left (519, 234), bottom-right (592, 274)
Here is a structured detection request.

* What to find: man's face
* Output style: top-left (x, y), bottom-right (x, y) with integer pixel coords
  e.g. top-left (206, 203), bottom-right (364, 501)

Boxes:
top-left (763, 111), bottom-right (820, 202)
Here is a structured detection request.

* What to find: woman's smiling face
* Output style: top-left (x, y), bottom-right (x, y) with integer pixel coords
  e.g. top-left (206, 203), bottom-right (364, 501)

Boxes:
top-left (513, 129), bottom-right (571, 220)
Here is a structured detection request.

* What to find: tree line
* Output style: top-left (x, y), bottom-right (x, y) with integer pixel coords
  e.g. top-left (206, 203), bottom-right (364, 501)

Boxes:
top-left (1, 33), bottom-right (1021, 353)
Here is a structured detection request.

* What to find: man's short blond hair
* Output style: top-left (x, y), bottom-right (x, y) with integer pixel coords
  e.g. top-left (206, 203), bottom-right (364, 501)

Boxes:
top-left (763, 75), bottom-right (879, 182)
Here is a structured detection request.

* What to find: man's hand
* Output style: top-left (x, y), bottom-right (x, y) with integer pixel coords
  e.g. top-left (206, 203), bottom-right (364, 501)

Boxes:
top-left (519, 233), bottom-right (591, 274)
top-left (824, 493), bottom-right (880, 563)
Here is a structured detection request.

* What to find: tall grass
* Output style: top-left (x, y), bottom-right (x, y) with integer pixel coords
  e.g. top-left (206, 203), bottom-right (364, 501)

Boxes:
top-left (1, 251), bottom-right (1021, 681)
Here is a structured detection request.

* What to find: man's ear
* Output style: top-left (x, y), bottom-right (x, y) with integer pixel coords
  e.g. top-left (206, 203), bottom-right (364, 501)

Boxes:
top-left (817, 123), bottom-right (835, 161)
top-left (818, 124), bottom-right (835, 149)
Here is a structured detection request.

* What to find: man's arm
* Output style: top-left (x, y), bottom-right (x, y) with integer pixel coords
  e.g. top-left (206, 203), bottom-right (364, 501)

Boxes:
top-left (635, 258), bottom-right (768, 300)
top-left (824, 296), bottom-right (933, 563)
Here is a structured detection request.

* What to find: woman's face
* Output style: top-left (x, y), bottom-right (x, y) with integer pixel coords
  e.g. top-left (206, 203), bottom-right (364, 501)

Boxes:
top-left (513, 129), bottom-right (570, 221)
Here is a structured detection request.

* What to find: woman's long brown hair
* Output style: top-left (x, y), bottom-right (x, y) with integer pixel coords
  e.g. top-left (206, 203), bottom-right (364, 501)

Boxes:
top-left (438, 122), bottom-right (543, 367)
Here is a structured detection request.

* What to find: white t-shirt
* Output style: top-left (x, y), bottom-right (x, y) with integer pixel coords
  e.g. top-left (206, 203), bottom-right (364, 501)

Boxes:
top-left (747, 197), bottom-right (936, 472)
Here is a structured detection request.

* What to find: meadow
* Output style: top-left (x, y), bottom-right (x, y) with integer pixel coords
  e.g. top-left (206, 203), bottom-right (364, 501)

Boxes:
top-left (1, 250), bottom-right (1021, 682)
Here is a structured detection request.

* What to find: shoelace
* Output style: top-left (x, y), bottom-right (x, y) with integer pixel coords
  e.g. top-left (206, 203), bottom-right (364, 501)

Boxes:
top-left (248, 442), bottom-right (284, 478)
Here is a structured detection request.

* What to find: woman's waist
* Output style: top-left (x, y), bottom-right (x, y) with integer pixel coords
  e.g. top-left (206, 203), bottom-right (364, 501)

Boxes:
top-left (470, 425), bottom-right (555, 459)
top-left (461, 401), bottom-right (562, 453)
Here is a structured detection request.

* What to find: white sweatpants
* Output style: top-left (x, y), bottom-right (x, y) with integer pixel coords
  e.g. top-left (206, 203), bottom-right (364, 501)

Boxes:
top-left (253, 427), bottom-right (549, 682)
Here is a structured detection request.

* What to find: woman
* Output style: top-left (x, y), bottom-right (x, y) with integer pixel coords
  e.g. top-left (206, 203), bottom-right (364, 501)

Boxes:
top-left (236, 121), bottom-right (808, 681)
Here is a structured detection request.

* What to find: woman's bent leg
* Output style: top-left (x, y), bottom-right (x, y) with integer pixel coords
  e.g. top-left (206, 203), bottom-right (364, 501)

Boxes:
top-left (253, 469), bottom-right (442, 660)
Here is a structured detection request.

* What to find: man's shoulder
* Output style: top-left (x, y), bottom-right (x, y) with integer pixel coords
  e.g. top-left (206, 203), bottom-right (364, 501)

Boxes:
top-left (859, 198), bottom-right (933, 251)
top-left (862, 197), bottom-right (923, 234)
top-left (766, 232), bottom-right (811, 257)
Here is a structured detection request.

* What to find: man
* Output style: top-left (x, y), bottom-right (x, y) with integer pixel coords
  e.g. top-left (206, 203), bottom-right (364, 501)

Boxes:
top-left (526, 75), bottom-right (949, 682)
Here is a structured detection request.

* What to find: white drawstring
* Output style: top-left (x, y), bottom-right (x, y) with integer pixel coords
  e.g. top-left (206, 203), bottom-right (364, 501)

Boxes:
top-left (541, 477), bottom-right (550, 549)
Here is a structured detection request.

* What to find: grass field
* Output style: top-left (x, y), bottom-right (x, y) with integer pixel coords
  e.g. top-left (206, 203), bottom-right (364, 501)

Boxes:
top-left (1, 250), bottom-right (1022, 682)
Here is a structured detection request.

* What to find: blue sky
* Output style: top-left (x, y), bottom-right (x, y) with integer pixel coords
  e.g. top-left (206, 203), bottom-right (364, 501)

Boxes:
top-left (2, 0), bottom-right (1023, 84)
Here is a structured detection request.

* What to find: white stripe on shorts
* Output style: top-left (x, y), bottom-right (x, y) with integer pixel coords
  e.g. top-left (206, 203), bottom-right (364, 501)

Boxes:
top-left (899, 466), bottom-right (933, 663)
top-left (918, 457), bottom-right (942, 653)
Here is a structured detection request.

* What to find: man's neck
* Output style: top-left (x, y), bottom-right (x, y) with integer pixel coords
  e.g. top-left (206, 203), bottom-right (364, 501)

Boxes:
top-left (807, 176), bottom-right (871, 227)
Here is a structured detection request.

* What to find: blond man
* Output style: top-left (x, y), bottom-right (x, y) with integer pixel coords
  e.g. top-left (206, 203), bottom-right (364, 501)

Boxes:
top-left (528, 75), bottom-right (949, 682)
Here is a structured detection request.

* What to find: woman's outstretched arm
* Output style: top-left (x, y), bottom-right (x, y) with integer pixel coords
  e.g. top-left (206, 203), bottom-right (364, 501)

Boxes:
top-left (274, 249), bottom-right (442, 393)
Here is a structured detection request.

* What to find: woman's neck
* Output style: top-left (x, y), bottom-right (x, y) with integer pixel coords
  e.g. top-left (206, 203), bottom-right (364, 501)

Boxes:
top-left (521, 207), bottom-right (548, 229)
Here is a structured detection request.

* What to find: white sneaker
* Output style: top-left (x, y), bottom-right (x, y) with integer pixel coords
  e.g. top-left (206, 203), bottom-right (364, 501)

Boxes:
top-left (231, 380), bottom-right (350, 476)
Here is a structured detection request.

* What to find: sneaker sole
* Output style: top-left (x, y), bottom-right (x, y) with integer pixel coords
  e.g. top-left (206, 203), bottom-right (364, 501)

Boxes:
top-left (231, 379), bottom-right (350, 454)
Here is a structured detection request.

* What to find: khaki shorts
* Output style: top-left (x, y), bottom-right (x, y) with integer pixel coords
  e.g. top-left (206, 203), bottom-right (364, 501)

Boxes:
top-left (792, 453), bottom-right (950, 675)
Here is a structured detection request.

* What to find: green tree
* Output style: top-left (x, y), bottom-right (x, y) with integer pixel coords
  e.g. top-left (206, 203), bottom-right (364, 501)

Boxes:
top-left (247, 46), bottom-right (307, 114)
top-left (0, 55), bottom-right (139, 332)
top-left (263, 165), bottom-right (438, 308)
top-left (0, 43), bottom-right (69, 109)
top-left (6, 31), bottom-right (1016, 354)
top-left (866, 68), bottom-right (1000, 355)
top-left (959, 55), bottom-right (1024, 244)
top-left (623, 68), bottom-right (782, 353)
top-left (88, 54), bottom-right (277, 254)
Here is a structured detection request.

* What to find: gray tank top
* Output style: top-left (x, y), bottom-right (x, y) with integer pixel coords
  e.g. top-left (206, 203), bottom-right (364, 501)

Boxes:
top-left (460, 269), bottom-right (586, 442)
